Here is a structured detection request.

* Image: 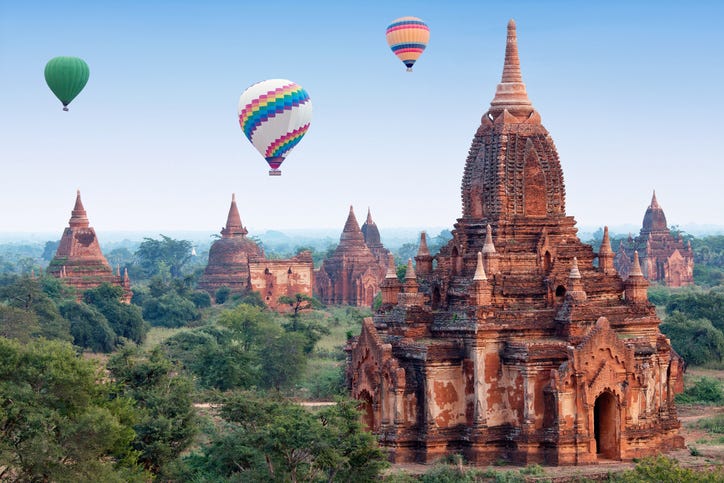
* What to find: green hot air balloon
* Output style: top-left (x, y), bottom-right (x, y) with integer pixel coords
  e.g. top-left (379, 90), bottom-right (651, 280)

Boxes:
top-left (44, 57), bottom-right (89, 111)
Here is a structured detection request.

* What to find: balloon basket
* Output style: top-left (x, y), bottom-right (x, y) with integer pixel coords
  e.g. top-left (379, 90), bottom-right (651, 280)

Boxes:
top-left (269, 169), bottom-right (282, 176)
top-left (63, 107), bottom-right (69, 111)
top-left (406, 67), bottom-right (413, 72)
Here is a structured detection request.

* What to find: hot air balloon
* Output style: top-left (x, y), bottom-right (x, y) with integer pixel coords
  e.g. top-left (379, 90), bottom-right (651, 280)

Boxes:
top-left (44, 57), bottom-right (89, 111)
top-left (238, 79), bottom-right (312, 176)
top-left (386, 16), bottom-right (430, 72)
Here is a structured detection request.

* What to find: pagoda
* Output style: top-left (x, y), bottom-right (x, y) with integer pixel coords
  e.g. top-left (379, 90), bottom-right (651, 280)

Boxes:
top-left (346, 21), bottom-right (684, 465)
top-left (614, 191), bottom-right (694, 287)
top-left (47, 190), bottom-right (131, 302)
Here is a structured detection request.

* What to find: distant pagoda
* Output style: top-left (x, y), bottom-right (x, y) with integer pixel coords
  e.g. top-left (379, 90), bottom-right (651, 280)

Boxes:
top-left (315, 206), bottom-right (391, 306)
top-left (614, 191), bottom-right (694, 287)
top-left (198, 194), bottom-right (314, 310)
top-left (47, 190), bottom-right (131, 302)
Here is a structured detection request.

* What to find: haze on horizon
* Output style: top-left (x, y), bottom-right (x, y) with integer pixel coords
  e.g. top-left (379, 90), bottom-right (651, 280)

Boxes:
top-left (1, 1), bottom-right (722, 234)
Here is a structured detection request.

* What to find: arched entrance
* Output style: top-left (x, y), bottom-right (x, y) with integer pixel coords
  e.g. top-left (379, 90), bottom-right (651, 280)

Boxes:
top-left (594, 391), bottom-right (619, 459)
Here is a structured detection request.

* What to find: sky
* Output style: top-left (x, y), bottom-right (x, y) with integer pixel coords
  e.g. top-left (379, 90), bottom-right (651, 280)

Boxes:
top-left (1, 0), bottom-right (723, 238)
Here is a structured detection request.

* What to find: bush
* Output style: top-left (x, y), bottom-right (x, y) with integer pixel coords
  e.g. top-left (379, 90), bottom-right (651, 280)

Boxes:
top-left (60, 301), bottom-right (116, 352)
top-left (660, 312), bottom-right (724, 366)
top-left (189, 290), bottom-right (211, 308)
top-left (214, 286), bottom-right (230, 304)
top-left (676, 377), bottom-right (724, 404)
top-left (142, 292), bottom-right (199, 328)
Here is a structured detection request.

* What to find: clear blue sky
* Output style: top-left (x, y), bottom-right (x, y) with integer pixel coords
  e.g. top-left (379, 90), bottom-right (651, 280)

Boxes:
top-left (1, 1), bottom-right (722, 235)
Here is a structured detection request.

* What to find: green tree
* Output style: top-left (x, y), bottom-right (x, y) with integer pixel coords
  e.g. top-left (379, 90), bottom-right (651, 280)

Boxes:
top-left (666, 291), bottom-right (724, 332)
top-left (142, 292), bottom-right (200, 328)
top-left (135, 235), bottom-right (193, 278)
top-left (108, 347), bottom-right (197, 474)
top-left (0, 275), bottom-right (71, 342)
top-left (0, 305), bottom-right (40, 342)
top-left (181, 393), bottom-right (387, 482)
top-left (0, 338), bottom-right (148, 481)
top-left (84, 283), bottom-right (148, 344)
top-left (60, 300), bottom-right (117, 352)
top-left (661, 312), bottom-right (724, 366)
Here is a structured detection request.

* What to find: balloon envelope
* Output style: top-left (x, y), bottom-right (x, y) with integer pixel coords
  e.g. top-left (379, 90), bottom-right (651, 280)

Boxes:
top-left (44, 57), bottom-right (89, 111)
top-left (386, 17), bottom-right (430, 71)
top-left (238, 79), bottom-right (312, 176)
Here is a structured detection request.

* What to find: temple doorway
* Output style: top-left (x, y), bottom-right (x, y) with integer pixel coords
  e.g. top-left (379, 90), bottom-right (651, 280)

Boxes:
top-left (594, 391), bottom-right (619, 459)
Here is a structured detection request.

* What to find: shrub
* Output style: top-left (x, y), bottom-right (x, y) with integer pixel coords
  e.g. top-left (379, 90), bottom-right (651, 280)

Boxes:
top-left (214, 286), bottom-right (230, 304)
top-left (676, 377), bottom-right (724, 404)
top-left (189, 290), bottom-right (211, 308)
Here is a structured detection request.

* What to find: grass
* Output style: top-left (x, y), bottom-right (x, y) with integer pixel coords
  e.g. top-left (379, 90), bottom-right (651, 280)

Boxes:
top-left (142, 326), bottom-right (189, 351)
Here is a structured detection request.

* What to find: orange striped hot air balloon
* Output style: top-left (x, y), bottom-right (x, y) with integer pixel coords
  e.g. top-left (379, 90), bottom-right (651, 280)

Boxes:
top-left (385, 16), bottom-right (430, 72)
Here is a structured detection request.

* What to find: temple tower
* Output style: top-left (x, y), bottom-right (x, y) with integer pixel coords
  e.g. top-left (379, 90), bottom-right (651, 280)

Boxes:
top-left (47, 190), bottom-right (131, 302)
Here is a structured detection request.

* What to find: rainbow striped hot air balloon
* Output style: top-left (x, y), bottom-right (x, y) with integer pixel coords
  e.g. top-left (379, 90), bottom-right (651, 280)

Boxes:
top-left (237, 79), bottom-right (312, 176)
top-left (386, 16), bottom-right (430, 72)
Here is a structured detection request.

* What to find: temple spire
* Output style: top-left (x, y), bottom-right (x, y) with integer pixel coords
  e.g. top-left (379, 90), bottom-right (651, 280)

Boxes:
top-left (630, 251), bottom-right (644, 277)
top-left (417, 231), bottom-right (430, 257)
top-left (473, 251), bottom-right (487, 281)
top-left (650, 190), bottom-right (660, 209)
top-left (366, 207), bottom-right (373, 225)
top-left (69, 190), bottom-right (89, 228)
top-left (489, 19), bottom-right (533, 117)
top-left (405, 258), bottom-right (417, 280)
top-left (385, 253), bottom-right (397, 279)
top-left (221, 193), bottom-right (247, 238)
top-left (482, 224), bottom-right (496, 253)
top-left (600, 226), bottom-right (613, 255)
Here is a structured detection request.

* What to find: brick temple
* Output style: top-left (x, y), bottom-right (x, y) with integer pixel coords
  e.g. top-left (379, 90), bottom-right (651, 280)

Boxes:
top-left (198, 194), bottom-right (314, 310)
top-left (346, 21), bottom-right (684, 465)
top-left (614, 191), bottom-right (694, 287)
top-left (47, 190), bottom-right (131, 303)
top-left (315, 206), bottom-right (391, 306)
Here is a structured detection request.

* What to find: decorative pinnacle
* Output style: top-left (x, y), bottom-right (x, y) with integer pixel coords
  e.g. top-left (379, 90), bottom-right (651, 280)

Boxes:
top-left (417, 231), bottom-right (430, 257)
top-left (600, 226), bottom-right (613, 255)
top-left (569, 257), bottom-right (581, 279)
top-left (630, 251), bottom-right (644, 277)
top-left (650, 190), bottom-right (660, 209)
top-left (489, 19), bottom-right (533, 117)
top-left (222, 193), bottom-right (247, 238)
top-left (385, 253), bottom-right (397, 279)
top-left (405, 258), bottom-right (417, 280)
top-left (69, 190), bottom-right (89, 228)
top-left (482, 224), bottom-right (496, 253)
top-left (473, 251), bottom-right (487, 281)
top-left (366, 207), bottom-right (373, 225)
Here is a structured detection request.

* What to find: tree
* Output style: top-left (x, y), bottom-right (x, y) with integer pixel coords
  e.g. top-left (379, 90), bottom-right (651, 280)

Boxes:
top-left (660, 312), bottom-right (724, 366)
top-left (0, 305), bottom-right (40, 342)
top-left (135, 235), bottom-right (193, 279)
top-left (0, 338), bottom-right (148, 481)
top-left (142, 292), bottom-right (199, 328)
top-left (41, 240), bottom-right (60, 261)
top-left (180, 393), bottom-right (388, 482)
top-left (108, 347), bottom-right (197, 474)
top-left (84, 283), bottom-right (148, 344)
top-left (60, 300), bottom-right (117, 352)
top-left (0, 275), bottom-right (71, 342)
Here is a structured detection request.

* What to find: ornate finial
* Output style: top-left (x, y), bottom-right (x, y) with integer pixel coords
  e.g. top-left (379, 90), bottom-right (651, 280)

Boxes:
top-left (489, 19), bottom-right (533, 117)
top-left (650, 190), bottom-right (659, 209)
top-left (69, 190), bottom-right (89, 228)
top-left (405, 258), bottom-right (417, 279)
top-left (600, 226), bottom-right (613, 254)
top-left (366, 207), bottom-right (373, 225)
top-left (385, 253), bottom-right (397, 279)
top-left (473, 251), bottom-right (487, 281)
top-left (630, 251), bottom-right (644, 277)
top-left (482, 224), bottom-right (496, 253)
top-left (222, 193), bottom-right (247, 238)
top-left (417, 231), bottom-right (430, 256)
top-left (569, 257), bottom-right (581, 279)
